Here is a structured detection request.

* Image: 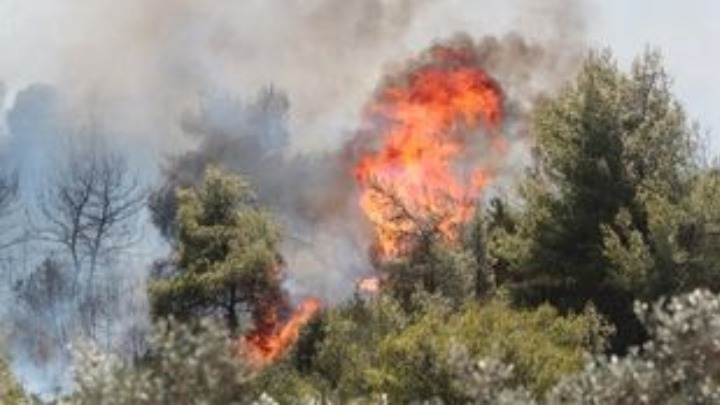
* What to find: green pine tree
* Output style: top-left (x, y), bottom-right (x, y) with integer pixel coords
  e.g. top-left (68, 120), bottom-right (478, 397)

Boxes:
top-left (149, 166), bottom-right (283, 332)
top-left (489, 50), bottom-right (718, 351)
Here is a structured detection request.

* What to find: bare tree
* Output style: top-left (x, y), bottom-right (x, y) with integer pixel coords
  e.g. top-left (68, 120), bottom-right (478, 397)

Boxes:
top-left (38, 137), bottom-right (146, 336)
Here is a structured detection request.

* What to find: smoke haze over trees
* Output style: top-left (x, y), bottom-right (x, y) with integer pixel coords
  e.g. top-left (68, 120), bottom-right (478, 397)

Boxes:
top-left (0, 1), bottom-right (719, 403)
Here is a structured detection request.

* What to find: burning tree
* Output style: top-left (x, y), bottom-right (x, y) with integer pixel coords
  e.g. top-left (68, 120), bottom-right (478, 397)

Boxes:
top-left (352, 43), bottom-right (506, 304)
top-left (149, 166), bottom-right (321, 366)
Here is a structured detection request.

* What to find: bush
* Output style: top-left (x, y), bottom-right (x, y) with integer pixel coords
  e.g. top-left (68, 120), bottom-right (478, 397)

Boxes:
top-left (0, 358), bottom-right (28, 404)
top-left (297, 293), bottom-right (608, 403)
top-left (64, 319), bottom-right (254, 405)
top-left (549, 289), bottom-right (720, 403)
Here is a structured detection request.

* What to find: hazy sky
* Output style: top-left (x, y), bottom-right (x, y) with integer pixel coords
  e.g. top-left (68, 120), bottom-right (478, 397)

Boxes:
top-left (0, 0), bottom-right (718, 152)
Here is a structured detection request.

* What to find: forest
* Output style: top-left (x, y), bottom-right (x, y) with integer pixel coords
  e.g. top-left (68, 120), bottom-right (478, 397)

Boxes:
top-left (1, 43), bottom-right (719, 404)
top-left (1, 2), bottom-right (720, 404)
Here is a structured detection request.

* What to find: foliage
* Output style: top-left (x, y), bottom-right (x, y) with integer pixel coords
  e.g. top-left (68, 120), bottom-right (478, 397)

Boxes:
top-left (372, 297), bottom-right (608, 401)
top-left (449, 346), bottom-right (535, 405)
top-left (0, 357), bottom-right (29, 404)
top-left (63, 286), bottom-right (720, 404)
top-left (309, 293), bottom-right (409, 400)
top-left (148, 166), bottom-right (283, 332)
top-left (548, 289), bottom-right (720, 404)
top-left (381, 241), bottom-right (478, 311)
top-left (258, 293), bottom-right (608, 403)
top-left (489, 50), bottom-right (713, 351)
top-left (63, 319), bottom-right (254, 405)
top-left (14, 49), bottom-right (720, 404)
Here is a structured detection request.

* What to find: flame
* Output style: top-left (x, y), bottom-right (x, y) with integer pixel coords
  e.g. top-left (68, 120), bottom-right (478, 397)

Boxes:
top-left (243, 297), bottom-right (322, 366)
top-left (354, 45), bottom-right (504, 259)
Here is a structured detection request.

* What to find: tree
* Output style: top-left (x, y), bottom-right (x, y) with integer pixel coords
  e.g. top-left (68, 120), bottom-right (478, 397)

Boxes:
top-left (39, 137), bottom-right (145, 336)
top-left (490, 50), bottom-right (709, 351)
top-left (365, 181), bottom-right (481, 310)
top-left (381, 240), bottom-right (477, 311)
top-left (148, 166), bottom-right (283, 333)
top-left (0, 168), bottom-right (19, 287)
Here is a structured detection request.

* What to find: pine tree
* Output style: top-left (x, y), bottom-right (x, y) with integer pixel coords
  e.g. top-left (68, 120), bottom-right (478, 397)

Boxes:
top-left (149, 166), bottom-right (283, 332)
top-left (489, 50), bottom-right (715, 351)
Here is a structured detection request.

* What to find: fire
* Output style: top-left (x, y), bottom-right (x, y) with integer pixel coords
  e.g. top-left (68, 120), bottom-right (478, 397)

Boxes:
top-left (354, 44), bottom-right (505, 260)
top-left (243, 297), bottom-right (322, 366)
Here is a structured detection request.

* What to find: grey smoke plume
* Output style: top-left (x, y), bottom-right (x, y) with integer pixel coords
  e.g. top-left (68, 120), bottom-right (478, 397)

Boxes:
top-left (0, 0), bottom-right (434, 154)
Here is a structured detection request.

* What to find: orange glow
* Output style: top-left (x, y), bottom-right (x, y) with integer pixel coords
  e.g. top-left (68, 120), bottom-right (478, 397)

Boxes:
top-left (243, 297), bottom-right (322, 366)
top-left (354, 45), bottom-right (504, 259)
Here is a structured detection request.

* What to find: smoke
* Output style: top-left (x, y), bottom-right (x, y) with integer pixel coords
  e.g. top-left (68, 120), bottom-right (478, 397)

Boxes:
top-left (0, 0), bottom-right (434, 154)
top-left (0, 0), bottom-right (585, 153)
top-left (143, 1), bottom-right (590, 304)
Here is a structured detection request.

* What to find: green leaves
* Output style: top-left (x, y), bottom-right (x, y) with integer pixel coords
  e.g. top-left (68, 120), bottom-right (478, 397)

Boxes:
top-left (300, 295), bottom-right (607, 403)
top-left (149, 165), bottom-right (282, 332)
top-left (0, 358), bottom-right (28, 405)
top-left (489, 49), bottom-right (713, 351)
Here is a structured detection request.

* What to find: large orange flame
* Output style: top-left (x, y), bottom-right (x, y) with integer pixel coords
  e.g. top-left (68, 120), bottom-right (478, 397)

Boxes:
top-left (243, 297), bottom-right (322, 366)
top-left (354, 45), bottom-right (505, 260)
